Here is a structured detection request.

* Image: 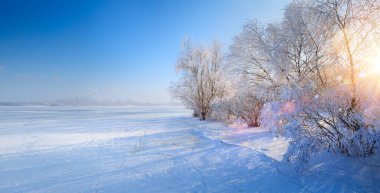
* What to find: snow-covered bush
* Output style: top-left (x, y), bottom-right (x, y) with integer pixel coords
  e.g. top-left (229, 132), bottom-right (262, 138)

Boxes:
top-left (283, 121), bottom-right (320, 171)
top-left (282, 87), bottom-right (379, 170)
top-left (227, 92), bottom-right (265, 127)
top-left (209, 98), bottom-right (234, 124)
top-left (260, 101), bottom-right (292, 135)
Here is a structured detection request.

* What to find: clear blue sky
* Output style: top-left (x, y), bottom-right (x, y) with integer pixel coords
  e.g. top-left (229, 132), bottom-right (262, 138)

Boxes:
top-left (0, 0), bottom-right (289, 103)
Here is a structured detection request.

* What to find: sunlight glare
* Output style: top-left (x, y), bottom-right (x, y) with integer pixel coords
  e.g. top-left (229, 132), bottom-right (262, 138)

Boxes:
top-left (370, 49), bottom-right (380, 74)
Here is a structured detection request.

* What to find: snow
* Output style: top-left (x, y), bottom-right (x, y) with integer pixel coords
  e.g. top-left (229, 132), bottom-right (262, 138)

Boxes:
top-left (0, 106), bottom-right (379, 192)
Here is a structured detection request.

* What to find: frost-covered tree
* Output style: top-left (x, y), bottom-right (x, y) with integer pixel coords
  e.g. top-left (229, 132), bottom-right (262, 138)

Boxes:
top-left (170, 39), bottom-right (228, 120)
top-left (314, 0), bottom-right (380, 108)
top-left (281, 1), bottom-right (337, 89)
top-left (229, 21), bottom-right (281, 92)
top-left (228, 21), bottom-right (283, 126)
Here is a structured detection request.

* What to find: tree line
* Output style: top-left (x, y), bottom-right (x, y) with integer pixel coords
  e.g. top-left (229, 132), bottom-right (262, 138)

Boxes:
top-left (171, 0), bottom-right (380, 169)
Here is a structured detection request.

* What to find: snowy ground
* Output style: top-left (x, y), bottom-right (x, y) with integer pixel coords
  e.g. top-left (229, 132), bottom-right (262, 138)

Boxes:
top-left (0, 106), bottom-right (379, 193)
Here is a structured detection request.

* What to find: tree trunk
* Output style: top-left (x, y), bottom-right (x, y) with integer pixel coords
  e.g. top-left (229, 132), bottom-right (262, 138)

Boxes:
top-left (201, 112), bottom-right (206, 121)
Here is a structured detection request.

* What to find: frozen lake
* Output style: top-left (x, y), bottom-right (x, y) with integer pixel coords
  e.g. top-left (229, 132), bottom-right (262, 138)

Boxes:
top-left (0, 106), bottom-right (379, 193)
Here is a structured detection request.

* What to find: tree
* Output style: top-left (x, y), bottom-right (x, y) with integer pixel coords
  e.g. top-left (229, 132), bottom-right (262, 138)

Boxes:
top-left (229, 21), bottom-right (280, 93)
top-left (314, 0), bottom-right (380, 108)
top-left (170, 39), bottom-right (228, 120)
top-left (228, 21), bottom-right (283, 127)
top-left (281, 1), bottom-right (335, 89)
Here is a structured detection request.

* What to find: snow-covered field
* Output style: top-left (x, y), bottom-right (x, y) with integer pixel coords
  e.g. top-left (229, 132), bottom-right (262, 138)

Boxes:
top-left (0, 106), bottom-right (379, 193)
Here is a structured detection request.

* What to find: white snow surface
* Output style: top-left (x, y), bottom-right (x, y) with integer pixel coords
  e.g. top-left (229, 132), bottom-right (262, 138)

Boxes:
top-left (0, 106), bottom-right (379, 193)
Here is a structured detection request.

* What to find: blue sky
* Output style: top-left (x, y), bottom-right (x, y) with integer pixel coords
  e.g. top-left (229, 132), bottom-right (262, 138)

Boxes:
top-left (0, 0), bottom-right (289, 103)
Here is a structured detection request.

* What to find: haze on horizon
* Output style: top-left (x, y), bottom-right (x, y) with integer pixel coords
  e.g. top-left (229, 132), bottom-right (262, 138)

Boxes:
top-left (0, 0), bottom-right (289, 104)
